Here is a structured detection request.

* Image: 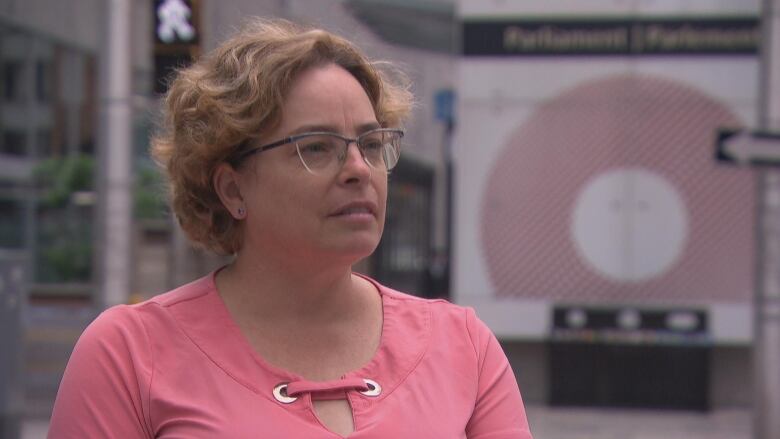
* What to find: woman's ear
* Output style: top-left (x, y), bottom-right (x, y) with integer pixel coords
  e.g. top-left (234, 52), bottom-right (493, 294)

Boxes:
top-left (213, 163), bottom-right (247, 219)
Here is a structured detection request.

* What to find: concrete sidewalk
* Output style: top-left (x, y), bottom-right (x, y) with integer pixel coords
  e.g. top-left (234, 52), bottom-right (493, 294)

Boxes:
top-left (21, 420), bottom-right (48, 439)
top-left (526, 406), bottom-right (751, 439)
top-left (23, 406), bottom-right (751, 438)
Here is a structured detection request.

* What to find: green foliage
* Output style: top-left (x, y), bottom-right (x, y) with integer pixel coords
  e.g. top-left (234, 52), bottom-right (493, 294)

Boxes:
top-left (30, 154), bottom-right (170, 282)
top-left (36, 215), bottom-right (93, 282)
top-left (34, 154), bottom-right (94, 208)
top-left (32, 154), bottom-right (95, 283)
top-left (134, 165), bottom-right (169, 220)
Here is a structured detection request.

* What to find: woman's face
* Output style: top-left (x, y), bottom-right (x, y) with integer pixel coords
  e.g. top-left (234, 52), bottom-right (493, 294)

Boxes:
top-left (237, 64), bottom-right (388, 266)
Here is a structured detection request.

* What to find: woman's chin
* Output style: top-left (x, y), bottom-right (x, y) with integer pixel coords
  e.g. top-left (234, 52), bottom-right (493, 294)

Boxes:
top-left (325, 237), bottom-right (380, 263)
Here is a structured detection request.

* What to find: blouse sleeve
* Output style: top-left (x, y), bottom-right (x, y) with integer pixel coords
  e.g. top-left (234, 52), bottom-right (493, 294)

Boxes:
top-left (464, 307), bottom-right (534, 439)
top-left (48, 305), bottom-right (154, 439)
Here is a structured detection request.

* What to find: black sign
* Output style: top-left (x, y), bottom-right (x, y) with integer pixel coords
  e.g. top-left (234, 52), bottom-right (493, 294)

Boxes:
top-left (463, 17), bottom-right (760, 56)
top-left (551, 306), bottom-right (709, 345)
top-left (716, 128), bottom-right (780, 166)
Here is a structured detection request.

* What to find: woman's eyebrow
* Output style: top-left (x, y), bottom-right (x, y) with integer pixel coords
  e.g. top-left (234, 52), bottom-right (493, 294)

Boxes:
top-left (356, 122), bottom-right (382, 133)
top-left (289, 122), bottom-right (381, 136)
top-left (289, 124), bottom-right (338, 134)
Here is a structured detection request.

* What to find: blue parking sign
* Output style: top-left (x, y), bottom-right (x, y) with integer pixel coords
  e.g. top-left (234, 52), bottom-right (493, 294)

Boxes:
top-left (435, 89), bottom-right (455, 124)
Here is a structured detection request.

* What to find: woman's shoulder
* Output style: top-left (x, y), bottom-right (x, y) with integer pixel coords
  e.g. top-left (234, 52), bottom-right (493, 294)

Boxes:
top-left (143, 272), bottom-right (215, 308)
top-left (369, 278), bottom-right (482, 333)
top-left (82, 273), bottom-right (215, 342)
top-left (372, 278), bottom-right (456, 306)
top-left (371, 279), bottom-right (500, 373)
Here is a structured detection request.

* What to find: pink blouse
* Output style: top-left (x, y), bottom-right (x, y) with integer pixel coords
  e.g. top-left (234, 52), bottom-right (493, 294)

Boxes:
top-left (48, 273), bottom-right (533, 438)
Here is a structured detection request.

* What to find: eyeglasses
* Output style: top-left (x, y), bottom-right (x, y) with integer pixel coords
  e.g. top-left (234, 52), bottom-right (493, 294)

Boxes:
top-left (231, 128), bottom-right (404, 175)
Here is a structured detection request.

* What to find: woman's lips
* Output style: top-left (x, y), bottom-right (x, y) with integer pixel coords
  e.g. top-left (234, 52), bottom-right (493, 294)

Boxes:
top-left (329, 201), bottom-right (377, 218)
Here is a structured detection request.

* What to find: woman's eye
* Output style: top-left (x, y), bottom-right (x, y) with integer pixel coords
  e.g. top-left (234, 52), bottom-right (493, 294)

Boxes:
top-left (299, 141), bottom-right (331, 154)
top-left (362, 138), bottom-right (384, 151)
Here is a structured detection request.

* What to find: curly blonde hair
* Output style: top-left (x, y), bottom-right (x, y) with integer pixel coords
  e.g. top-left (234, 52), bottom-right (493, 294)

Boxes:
top-left (151, 18), bottom-right (413, 255)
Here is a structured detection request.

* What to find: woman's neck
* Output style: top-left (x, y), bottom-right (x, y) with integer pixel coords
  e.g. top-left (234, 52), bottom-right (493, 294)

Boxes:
top-left (216, 251), bottom-right (384, 381)
top-left (215, 250), bottom-right (369, 327)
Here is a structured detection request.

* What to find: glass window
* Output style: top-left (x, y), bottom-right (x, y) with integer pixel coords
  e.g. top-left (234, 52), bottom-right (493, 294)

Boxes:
top-left (35, 60), bottom-right (52, 102)
top-left (2, 62), bottom-right (23, 102)
top-left (1, 130), bottom-right (26, 156)
top-left (0, 197), bottom-right (25, 248)
top-left (37, 129), bottom-right (53, 156)
top-left (0, 23), bottom-right (97, 288)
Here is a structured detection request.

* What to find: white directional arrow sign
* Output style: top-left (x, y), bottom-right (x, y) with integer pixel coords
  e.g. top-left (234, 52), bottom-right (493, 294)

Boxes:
top-left (717, 129), bottom-right (780, 166)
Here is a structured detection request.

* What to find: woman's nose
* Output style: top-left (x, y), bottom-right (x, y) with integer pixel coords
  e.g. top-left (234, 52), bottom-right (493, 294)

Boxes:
top-left (338, 141), bottom-right (372, 182)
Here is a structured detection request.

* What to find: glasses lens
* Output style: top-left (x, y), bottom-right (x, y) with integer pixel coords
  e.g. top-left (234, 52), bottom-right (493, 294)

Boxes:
top-left (360, 130), bottom-right (401, 171)
top-left (295, 134), bottom-right (340, 173)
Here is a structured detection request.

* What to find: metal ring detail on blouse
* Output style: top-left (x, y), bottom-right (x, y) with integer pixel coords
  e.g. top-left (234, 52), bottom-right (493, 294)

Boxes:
top-left (272, 383), bottom-right (298, 404)
top-left (359, 379), bottom-right (381, 397)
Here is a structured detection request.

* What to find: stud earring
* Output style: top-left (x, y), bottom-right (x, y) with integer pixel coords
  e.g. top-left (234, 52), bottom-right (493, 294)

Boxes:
top-left (237, 207), bottom-right (246, 218)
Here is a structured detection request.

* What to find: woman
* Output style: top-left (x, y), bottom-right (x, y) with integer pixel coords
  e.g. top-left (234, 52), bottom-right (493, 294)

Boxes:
top-left (48, 19), bottom-right (533, 438)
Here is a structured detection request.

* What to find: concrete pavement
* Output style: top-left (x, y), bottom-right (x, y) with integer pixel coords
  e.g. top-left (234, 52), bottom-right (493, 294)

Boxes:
top-left (527, 406), bottom-right (750, 439)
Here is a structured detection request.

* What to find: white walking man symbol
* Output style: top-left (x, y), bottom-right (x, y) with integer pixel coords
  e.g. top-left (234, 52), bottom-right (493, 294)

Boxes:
top-left (157, 0), bottom-right (195, 43)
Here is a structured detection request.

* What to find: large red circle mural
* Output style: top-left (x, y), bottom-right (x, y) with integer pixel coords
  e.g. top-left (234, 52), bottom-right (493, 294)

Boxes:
top-left (481, 74), bottom-right (754, 303)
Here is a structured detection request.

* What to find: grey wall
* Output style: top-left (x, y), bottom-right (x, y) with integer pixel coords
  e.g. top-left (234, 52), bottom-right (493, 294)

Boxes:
top-left (0, 0), bottom-right (154, 91)
top-left (0, 0), bottom-right (101, 51)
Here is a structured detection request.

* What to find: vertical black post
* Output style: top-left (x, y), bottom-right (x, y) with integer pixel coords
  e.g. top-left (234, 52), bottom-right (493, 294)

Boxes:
top-left (444, 119), bottom-right (455, 300)
top-left (434, 88), bottom-right (456, 300)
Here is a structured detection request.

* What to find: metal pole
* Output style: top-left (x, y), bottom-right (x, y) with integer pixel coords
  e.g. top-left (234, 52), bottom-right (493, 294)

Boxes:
top-left (97, 0), bottom-right (133, 307)
top-left (444, 119), bottom-right (454, 300)
top-left (754, 0), bottom-right (780, 438)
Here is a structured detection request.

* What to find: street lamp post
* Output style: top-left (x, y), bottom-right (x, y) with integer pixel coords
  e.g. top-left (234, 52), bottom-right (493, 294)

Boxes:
top-left (96, 0), bottom-right (133, 308)
top-left (754, 0), bottom-right (780, 438)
